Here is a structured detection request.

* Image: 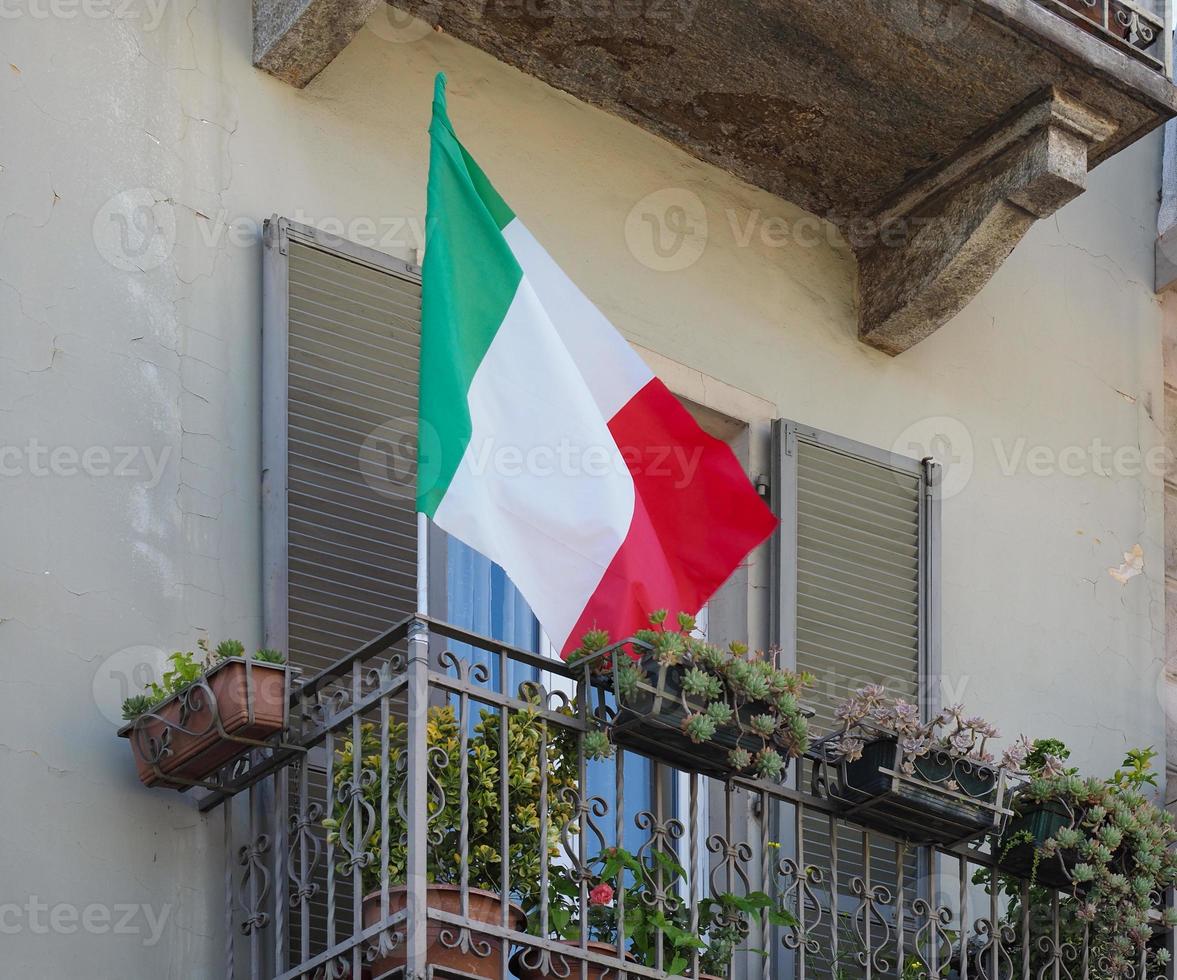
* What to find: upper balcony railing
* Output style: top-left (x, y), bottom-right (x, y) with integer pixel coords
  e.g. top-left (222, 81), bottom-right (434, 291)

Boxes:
top-left (193, 617), bottom-right (1172, 980)
top-left (1034, 0), bottom-right (1171, 74)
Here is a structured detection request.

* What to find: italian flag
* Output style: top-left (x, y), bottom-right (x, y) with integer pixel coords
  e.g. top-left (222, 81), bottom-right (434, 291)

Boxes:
top-left (418, 74), bottom-right (778, 654)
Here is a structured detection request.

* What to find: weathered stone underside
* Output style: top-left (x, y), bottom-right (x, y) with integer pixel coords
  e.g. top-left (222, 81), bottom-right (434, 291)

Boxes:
top-left (254, 0), bottom-right (1177, 353)
top-left (254, 0), bottom-right (383, 88)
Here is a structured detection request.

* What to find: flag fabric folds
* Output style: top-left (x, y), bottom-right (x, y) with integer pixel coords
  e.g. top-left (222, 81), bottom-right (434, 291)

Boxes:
top-left (418, 73), bottom-right (778, 654)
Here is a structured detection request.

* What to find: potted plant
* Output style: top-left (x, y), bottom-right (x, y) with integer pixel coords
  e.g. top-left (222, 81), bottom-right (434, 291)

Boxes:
top-left (993, 744), bottom-right (1177, 977)
top-left (324, 702), bottom-right (578, 980)
top-left (118, 640), bottom-right (292, 789)
top-left (568, 611), bottom-right (813, 782)
top-left (515, 846), bottom-right (794, 980)
top-left (810, 686), bottom-right (1029, 845)
top-left (993, 738), bottom-right (1079, 889)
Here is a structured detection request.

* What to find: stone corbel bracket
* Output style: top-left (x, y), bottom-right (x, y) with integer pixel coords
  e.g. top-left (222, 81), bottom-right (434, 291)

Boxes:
top-left (857, 88), bottom-right (1118, 355)
top-left (254, 0), bottom-right (383, 88)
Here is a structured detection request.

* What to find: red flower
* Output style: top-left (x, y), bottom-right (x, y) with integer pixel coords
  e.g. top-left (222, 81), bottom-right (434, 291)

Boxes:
top-left (589, 883), bottom-right (614, 907)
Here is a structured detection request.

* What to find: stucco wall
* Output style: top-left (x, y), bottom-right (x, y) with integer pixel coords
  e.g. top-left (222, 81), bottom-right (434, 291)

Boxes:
top-left (0, 2), bottom-right (1167, 975)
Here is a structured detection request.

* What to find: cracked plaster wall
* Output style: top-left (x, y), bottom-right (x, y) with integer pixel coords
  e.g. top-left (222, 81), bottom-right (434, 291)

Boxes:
top-left (0, 3), bottom-right (1168, 974)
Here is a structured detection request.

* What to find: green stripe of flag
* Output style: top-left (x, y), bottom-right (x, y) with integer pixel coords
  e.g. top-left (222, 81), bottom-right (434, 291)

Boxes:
top-left (418, 73), bottom-right (521, 517)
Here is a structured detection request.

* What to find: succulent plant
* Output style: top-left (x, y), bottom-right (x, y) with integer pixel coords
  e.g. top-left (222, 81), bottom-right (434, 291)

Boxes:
top-left (584, 729), bottom-right (612, 761)
top-left (824, 685), bottom-right (1029, 780)
top-left (682, 666), bottom-right (723, 701)
top-left (567, 611), bottom-right (813, 781)
top-left (754, 748), bottom-right (784, 781)
top-left (683, 712), bottom-right (718, 744)
top-left (120, 638), bottom-right (286, 720)
top-left (999, 743), bottom-right (1177, 977)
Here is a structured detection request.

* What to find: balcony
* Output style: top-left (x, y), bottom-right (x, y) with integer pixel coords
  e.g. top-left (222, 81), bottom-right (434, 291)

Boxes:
top-left (1033, 0), bottom-right (1168, 72)
top-left (255, 0), bottom-right (1177, 354)
top-left (171, 617), bottom-right (1173, 980)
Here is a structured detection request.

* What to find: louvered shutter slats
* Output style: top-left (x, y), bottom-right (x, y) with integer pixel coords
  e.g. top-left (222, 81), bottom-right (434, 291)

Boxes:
top-left (284, 238), bottom-right (422, 675)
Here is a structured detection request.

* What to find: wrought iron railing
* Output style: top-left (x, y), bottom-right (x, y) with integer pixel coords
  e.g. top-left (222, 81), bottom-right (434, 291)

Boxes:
top-left (1033, 0), bottom-right (1171, 75)
top-left (198, 616), bottom-right (1171, 980)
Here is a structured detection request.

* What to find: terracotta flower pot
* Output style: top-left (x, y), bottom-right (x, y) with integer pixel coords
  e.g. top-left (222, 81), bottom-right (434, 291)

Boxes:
top-left (363, 884), bottom-right (525, 980)
top-left (512, 940), bottom-right (632, 980)
top-left (120, 659), bottom-right (290, 788)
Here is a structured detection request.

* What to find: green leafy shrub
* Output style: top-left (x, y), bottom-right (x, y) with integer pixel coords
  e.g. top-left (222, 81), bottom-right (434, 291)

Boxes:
top-left (535, 845), bottom-right (795, 978)
top-left (323, 702), bottom-right (578, 904)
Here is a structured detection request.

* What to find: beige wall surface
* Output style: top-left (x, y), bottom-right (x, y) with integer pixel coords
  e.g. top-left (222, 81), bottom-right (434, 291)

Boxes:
top-left (0, 3), bottom-right (1167, 975)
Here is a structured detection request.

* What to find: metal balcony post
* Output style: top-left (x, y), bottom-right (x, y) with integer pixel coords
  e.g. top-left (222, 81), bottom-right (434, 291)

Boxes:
top-left (404, 616), bottom-right (431, 980)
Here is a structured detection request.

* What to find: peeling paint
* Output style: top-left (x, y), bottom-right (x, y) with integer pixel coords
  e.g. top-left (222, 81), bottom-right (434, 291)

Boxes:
top-left (1109, 544), bottom-right (1146, 585)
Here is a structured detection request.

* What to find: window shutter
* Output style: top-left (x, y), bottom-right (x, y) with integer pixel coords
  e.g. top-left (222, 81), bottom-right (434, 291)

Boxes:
top-left (771, 419), bottom-right (937, 716)
top-left (262, 217), bottom-right (422, 673)
top-left (770, 420), bottom-right (939, 964)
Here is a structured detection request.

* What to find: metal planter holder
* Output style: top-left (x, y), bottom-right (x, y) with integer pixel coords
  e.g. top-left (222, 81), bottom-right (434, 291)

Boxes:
top-left (587, 650), bottom-right (805, 782)
top-left (995, 798), bottom-right (1079, 891)
top-left (117, 658), bottom-right (298, 790)
top-left (810, 734), bottom-right (1013, 846)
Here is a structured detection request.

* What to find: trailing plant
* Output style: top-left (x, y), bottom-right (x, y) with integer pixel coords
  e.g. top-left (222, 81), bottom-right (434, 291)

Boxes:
top-left (534, 846), bottom-right (795, 977)
top-left (323, 702), bottom-right (578, 905)
top-left (984, 737), bottom-right (1074, 886)
top-left (120, 639), bottom-right (288, 720)
top-left (996, 744), bottom-right (1177, 977)
top-left (568, 610), bottom-right (814, 781)
top-left (979, 742), bottom-right (1175, 977)
top-left (823, 684), bottom-right (1031, 781)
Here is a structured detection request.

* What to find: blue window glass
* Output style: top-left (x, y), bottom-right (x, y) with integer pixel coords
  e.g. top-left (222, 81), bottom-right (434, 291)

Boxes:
top-left (445, 536), bottom-right (539, 693)
top-left (444, 534), bottom-right (654, 856)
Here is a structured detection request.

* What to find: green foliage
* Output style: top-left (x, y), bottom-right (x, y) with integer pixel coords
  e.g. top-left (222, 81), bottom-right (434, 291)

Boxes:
top-left (119, 639), bottom-right (287, 720)
top-left (753, 748), bottom-right (784, 781)
top-left (683, 712), bottom-right (718, 744)
top-left (992, 742), bottom-right (1177, 978)
top-left (120, 694), bottom-right (154, 721)
top-left (150, 650), bottom-right (206, 701)
top-left (579, 628), bottom-right (611, 653)
top-left (749, 714), bottom-right (776, 738)
top-left (571, 611), bottom-right (813, 781)
top-left (616, 663), bottom-right (642, 701)
top-left (1025, 737), bottom-right (1073, 775)
top-left (324, 703), bottom-right (578, 901)
top-left (535, 846), bottom-right (795, 977)
top-left (214, 639), bottom-right (245, 659)
top-left (682, 666), bottom-right (722, 701)
top-left (1110, 747), bottom-right (1159, 791)
top-left (729, 747), bottom-right (753, 771)
top-left (583, 729), bottom-right (613, 761)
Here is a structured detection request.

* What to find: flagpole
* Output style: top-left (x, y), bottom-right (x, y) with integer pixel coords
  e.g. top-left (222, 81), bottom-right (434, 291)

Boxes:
top-left (416, 511), bottom-right (429, 617)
